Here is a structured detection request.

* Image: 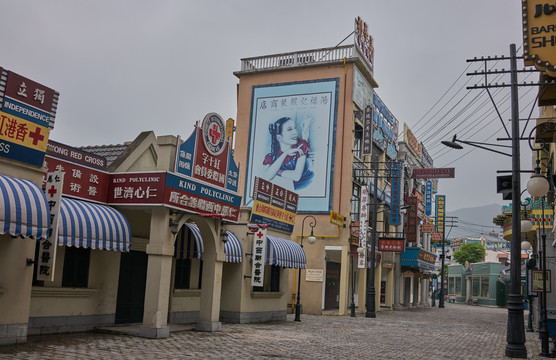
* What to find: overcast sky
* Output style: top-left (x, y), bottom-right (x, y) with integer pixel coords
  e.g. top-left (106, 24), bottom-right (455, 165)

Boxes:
top-left (1, 1), bottom-right (536, 212)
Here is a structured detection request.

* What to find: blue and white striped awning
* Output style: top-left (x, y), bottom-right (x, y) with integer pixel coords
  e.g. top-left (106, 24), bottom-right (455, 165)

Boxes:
top-left (0, 175), bottom-right (50, 239)
top-left (224, 231), bottom-right (242, 263)
top-left (175, 222), bottom-right (204, 260)
top-left (58, 197), bottom-right (131, 251)
top-left (266, 235), bottom-right (306, 269)
top-left (0, 174), bottom-right (50, 239)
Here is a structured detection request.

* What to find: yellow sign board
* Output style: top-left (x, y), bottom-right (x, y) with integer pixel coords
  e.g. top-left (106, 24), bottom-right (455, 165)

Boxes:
top-left (330, 211), bottom-right (345, 227)
top-left (523, 1), bottom-right (556, 76)
top-left (0, 110), bottom-right (49, 152)
top-left (251, 200), bottom-right (296, 225)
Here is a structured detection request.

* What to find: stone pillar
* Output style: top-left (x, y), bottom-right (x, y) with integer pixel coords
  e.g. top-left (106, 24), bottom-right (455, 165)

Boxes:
top-left (420, 279), bottom-right (428, 306)
top-left (393, 253), bottom-right (402, 310)
top-left (402, 277), bottom-right (411, 306)
top-left (196, 246), bottom-right (223, 331)
top-left (338, 246), bottom-right (349, 315)
top-left (140, 208), bottom-right (174, 338)
top-left (412, 278), bottom-right (419, 307)
top-left (466, 277), bottom-right (472, 304)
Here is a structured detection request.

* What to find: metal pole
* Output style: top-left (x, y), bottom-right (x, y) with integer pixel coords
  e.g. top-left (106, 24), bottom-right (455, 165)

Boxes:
top-left (439, 230), bottom-right (446, 308)
top-left (350, 248), bottom-right (356, 317)
top-left (294, 236), bottom-right (304, 322)
top-left (539, 201), bottom-right (549, 356)
top-left (505, 43), bottom-right (527, 358)
top-left (366, 164), bottom-right (379, 318)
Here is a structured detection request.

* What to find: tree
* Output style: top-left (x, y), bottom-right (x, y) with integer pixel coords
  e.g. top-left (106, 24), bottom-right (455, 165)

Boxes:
top-left (452, 243), bottom-right (486, 265)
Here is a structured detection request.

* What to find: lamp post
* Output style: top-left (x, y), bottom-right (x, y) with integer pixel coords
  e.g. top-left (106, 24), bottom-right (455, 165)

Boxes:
top-left (350, 246), bottom-right (365, 317)
top-left (366, 164), bottom-right (380, 318)
top-left (295, 215), bottom-right (316, 322)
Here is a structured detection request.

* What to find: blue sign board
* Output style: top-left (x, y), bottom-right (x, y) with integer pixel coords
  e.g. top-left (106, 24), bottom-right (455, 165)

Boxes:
top-left (425, 180), bottom-right (432, 216)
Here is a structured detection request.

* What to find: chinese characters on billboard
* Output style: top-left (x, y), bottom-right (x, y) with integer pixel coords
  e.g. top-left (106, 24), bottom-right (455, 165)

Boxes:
top-left (244, 79), bottom-right (339, 212)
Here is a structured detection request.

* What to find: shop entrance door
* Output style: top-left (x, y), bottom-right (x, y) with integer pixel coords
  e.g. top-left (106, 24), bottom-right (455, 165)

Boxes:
top-left (115, 250), bottom-right (148, 324)
top-left (324, 262), bottom-right (340, 309)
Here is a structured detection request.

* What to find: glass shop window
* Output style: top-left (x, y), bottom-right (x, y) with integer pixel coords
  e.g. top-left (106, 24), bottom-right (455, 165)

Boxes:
top-left (253, 265), bottom-right (280, 292)
top-left (62, 246), bottom-right (90, 288)
top-left (174, 259), bottom-right (203, 290)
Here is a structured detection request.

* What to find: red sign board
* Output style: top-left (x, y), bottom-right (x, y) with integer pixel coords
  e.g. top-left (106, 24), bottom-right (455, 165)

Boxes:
top-left (431, 232), bottom-right (443, 241)
top-left (5, 71), bottom-right (56, 113)
top-left (418, 249), bottom-right (437, 265)
top-left (411, 168), bottom-right (455, 179)
top-left (378, 237), bottom-right (405, 252)
top-left (47, 140), bottom-right (107, 170)
top-left (107, 172), bottom-right (166, 204)
top-left (406, 196), bottom-right (418, 243)
top-left (44, 156), bottom-right (109, 203)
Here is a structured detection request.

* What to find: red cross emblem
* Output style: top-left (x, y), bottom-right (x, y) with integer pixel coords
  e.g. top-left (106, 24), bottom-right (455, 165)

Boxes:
top-left (209, 123), bottom-right (221, 144)
top-left (256, 231), bottom-right (264, 238)
top-left (29, 126), bottom-right (45, 146)
top-left (47, 185), bottom-right (57, 198)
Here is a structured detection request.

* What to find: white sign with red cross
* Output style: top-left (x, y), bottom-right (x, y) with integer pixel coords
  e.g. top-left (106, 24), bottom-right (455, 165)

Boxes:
top-left (202, 113), bottom-right (226, 156)
top-left (249, 224), bottom-right (268, 287)
top-left (38, 171), bottom-right (64, 282)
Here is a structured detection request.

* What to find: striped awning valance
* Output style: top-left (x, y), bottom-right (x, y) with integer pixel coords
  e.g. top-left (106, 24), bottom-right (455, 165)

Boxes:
top-left (266, 235), bottom-right (306, 269)
top-left (58, 197), bottom-right (131, 251)
top-left (0, 174), bottom-right (50, 239)
top-left (175, 222), bottom-right (203, 260)
top-left (224, 231), bottom-right (242, 263)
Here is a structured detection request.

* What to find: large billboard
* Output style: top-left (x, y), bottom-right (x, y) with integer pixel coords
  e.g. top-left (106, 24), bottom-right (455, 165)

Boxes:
top-left (244, 79), bottom-right (339, 212)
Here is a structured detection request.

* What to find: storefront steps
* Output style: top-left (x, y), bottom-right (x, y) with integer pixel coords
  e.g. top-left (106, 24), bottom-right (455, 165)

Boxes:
top-left (95, 323), bottom-right (193, 337)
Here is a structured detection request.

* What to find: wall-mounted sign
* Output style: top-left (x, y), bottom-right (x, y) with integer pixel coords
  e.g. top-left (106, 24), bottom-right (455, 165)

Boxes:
top-left (226, 118), bottom-right (234, 149)
top-left (436, 195), bottom-right (446, 236)
top-left (38, 171), bottom-right (64, 282)
top-left (389, 160), bottom-right (403, 226)
top-left (358, 187), bottom-right (369, 268)
top-left (425, 180), bottom-right (432, 216)
top-left (411, 168), bottom-right (455, 179)
top-left (378, 237), bottom-right (405, 252)
top-left (175, 112), bottom-right (239, 192)
top-left (47, 140), bottom-right (107, 170)
top-left (421, 224), bottom-right (435, 233)
top-left (523, 0), bottom-right (556, 76)
top-left (250, 225), bottom-right (267, 287)
top-left (406, 196), bottom-right (418, 243)
top-left (44, 156), bottom-right (109, 203)
top-left (0, 68), bottom-right (60, 167)
top-left (363, 105), bottom-right (373, 156)
top-left (330, 210), bottom-right (345, 227)
top-left (305, 269), bottom-right (324, 282)
top-left (250, 176), bottom-right (297, 232)
top-left (530, 269), bottom-right (552, 293)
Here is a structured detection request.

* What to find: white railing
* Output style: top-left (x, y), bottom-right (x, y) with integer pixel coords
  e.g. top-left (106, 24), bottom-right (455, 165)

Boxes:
top-left (240, 45), bottom-right (355, 72)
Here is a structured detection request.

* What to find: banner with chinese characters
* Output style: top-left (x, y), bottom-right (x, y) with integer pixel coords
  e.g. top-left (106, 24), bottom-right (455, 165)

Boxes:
top-left (38, 171), bottom-right (64, 281)
top-left (250, 225), bottom-right (267, 287)
top-left (378, 237), bottom-right (405, 252)
top-left (250, 177), bottom-right (298, 232)
top-left (389, 160), bottom-right (402, 225)
top-left (175, 113), bottom-right (239, 193)
top-left (363, 105), bottom-right (373, 156)
top-left (406, 196), bottom-right (418, 243)
top-left (435, 195), bottom-right (446, 236)
top-left (358, 187), bottom-right (369, 268)
top-left (425, 180), bottom-right (432, 216)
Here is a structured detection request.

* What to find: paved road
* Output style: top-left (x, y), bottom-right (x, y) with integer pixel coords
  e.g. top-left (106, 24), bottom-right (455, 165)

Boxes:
top-left (0, 303), bottom-right (549, 359)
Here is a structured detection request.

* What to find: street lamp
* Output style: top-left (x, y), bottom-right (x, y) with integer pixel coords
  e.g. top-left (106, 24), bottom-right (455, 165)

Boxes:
top-left (295, 215), bottom-right (316, 322)
top-left (350, 246), bottom-right (365, 317)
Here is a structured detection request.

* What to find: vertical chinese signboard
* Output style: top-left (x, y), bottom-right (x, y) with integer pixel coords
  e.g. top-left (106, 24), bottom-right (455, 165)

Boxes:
top-left (250, 176), bottom-right (298, 232)
top-left (363, 105), bottom-right (373, 156)
top-left (406, 196), bottom-right (418, 243)
top-left (436, 195), bottom-right (446, 239)
top-left (389, 160), bottom-right (402, 226)
top-left (425, 180), bottom-right (432, 217)
top-left (0, 69), bottom-right (59, 166)
top-left (250, 225), bottom-right (267, 287)
top-left (358, 187), bottom-right (369, 268)
top-left (38, 171), bottom-right (64, 281)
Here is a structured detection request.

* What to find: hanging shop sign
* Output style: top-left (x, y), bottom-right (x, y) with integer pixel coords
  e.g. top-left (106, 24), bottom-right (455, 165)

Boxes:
top-left (330, 210), bottom-right (345, 227)
top-left (175, 112), bottom-right (239, 193)
top-left (226, 118), bottom-right (234, 149)
top-left (530, 269), bottom-right (552, 293)
top-left (358, 187), bottom-right (369, 268)
top-left (378, 237), bottom-right (405, 252)
top-left (389, 160), bottom-right (403, 226)
top-left (522, 0), bottom-right (556, 77)
top-left (249, 224), bottom-right (268, 287)
top-left (411, 168), bottom-right (455, 179)
top-left (0, 68), bottom-right (59, 167)
top-left (425, 180), bottom-right (432, 216)
top-left (38, 171), bottom-right (64, 282)
top-left (250, 176), bottom-right (298, 232)
top-left (406, 196), bottom-right (418, 243)
top-left (436, 195), bottom-right (446, 236)
top-left (421, 224), bottom-right (435, 233)
top-left (363, 105), bottom-right (373, 156)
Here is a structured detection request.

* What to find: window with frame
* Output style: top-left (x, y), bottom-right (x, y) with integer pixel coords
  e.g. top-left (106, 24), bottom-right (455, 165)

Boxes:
top-left (174, 259), bottom-right (203, 290)
top-left (62, 246), bottom-right (90, 288)
top-left (351, 183), bottom-right (361, 222)
top-left (448, 277), bottom-right (455, 295)
top-left (253, 265), bottom-right (281, 292)
top-left (455, 276), bottom-right (462, 295)
top-left (353, 123), bottom-right (363, 159)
